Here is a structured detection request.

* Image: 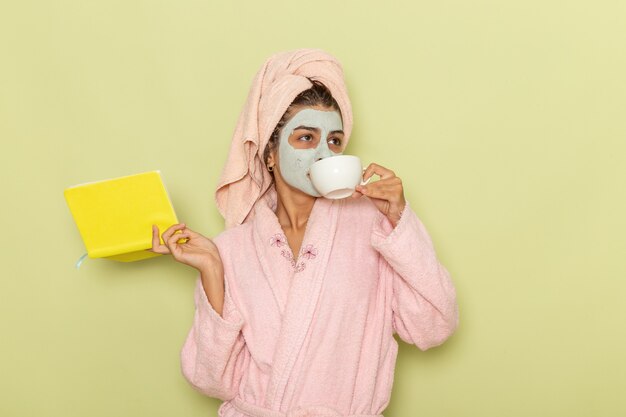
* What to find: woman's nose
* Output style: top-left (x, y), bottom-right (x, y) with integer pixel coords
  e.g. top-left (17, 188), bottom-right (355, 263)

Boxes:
top-left (315, 145), bottom-right (334, 162)
top-left (315, 153), bottom-right (332, 162)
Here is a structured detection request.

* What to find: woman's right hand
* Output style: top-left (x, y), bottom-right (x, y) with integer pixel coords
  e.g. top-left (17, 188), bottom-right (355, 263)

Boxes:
top-left (149, 223), bottom-right (223, 274)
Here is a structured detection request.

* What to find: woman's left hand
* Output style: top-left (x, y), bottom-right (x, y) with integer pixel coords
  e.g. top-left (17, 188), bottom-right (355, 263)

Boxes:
top-left (352, 163), bottom-right (407, 227)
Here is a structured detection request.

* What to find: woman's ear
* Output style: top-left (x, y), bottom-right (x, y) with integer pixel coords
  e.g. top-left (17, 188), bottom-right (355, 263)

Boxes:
top-left (266, 149), bottom-right (277, 170)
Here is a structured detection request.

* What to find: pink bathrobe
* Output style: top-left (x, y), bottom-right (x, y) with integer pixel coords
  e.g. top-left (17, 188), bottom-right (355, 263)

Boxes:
top-left (180, 196), bottom-right (459, 417)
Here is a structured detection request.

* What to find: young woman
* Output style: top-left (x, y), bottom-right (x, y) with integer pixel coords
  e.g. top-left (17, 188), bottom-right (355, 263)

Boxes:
top-left (150, 49), bottom-right (458, 417)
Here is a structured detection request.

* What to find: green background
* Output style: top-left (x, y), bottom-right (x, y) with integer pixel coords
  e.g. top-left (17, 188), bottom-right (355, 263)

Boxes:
top-left (2, 1), bottom-right (625, 416)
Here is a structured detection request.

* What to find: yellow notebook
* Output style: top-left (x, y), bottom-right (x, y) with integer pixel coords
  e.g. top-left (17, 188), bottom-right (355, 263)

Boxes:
top-left (64, 170), bottom-right (179, 262)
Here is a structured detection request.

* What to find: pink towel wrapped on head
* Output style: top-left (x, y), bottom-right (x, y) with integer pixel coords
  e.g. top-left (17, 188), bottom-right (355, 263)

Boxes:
top-left (215, 48), bottom-right (354, 229)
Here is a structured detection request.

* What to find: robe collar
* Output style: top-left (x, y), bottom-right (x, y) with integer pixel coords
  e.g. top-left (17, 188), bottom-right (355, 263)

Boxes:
top-left (250, 195), bottom-right (342, 409)
top-left (251, 196), bottom-right (336, 312)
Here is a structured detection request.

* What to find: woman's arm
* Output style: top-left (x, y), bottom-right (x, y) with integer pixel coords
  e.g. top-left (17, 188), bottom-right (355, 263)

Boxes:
top-left (353, 163), bottom-right (458, 349)
top-left (372, 202), bottom-right (459, 350)
top-left (180, 269), bottom-right (249, 401)
top-left (200, 264), bottom-right (225, 316)
top-left (150, 223), bottom-right (249, 400)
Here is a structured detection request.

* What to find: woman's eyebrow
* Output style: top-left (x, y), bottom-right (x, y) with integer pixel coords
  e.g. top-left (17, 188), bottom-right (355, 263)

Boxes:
top-left (294, 125), bottom-right (320, 132)
top-left (292, 126), bottom-right (344, 135)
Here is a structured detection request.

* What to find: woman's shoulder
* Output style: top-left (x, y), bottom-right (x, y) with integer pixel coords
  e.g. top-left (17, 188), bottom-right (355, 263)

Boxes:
top-left (339, 195), bottom-right (382, 224)
top-left (212, 222), bottom-right (254, 252)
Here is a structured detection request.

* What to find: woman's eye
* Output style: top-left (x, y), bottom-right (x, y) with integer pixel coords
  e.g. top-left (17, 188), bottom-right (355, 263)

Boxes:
top-left (299, 135), bottom-right (313, 142)
top-left (329, 137), bottom-right (342, 146)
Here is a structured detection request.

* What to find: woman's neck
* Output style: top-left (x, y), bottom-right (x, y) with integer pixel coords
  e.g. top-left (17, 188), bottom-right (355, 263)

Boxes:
top-left (274, 183), bottom-right (316, 233)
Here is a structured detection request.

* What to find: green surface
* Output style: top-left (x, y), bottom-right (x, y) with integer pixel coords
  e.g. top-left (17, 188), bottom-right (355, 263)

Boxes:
top-left (1, 1), bottom-right (625, 416)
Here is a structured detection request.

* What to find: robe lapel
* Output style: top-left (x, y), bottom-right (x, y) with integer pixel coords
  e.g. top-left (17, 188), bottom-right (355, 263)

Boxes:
top-left (252, 200), bottom-right (297, 316)
top-left (250, 197), bottom-right (342, 410)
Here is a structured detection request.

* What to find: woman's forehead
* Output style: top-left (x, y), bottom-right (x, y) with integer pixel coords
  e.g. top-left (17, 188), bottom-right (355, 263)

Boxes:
top-left (284, 107), bottom-right (343, 130)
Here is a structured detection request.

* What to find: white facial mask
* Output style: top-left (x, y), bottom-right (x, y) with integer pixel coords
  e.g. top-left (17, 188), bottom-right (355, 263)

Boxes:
top-left (277, 108), bottom-right (343, 196)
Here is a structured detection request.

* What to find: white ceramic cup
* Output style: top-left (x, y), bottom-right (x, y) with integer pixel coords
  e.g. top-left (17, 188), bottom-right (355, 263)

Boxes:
top-left (309, 155), bottom-right (370, 199)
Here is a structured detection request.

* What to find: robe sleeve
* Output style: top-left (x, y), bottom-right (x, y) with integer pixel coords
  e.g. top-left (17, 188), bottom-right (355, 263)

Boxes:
top-left (180, 274), bottom-right (249, 401)
top-left (371, 201), bottom-right (459, 350)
